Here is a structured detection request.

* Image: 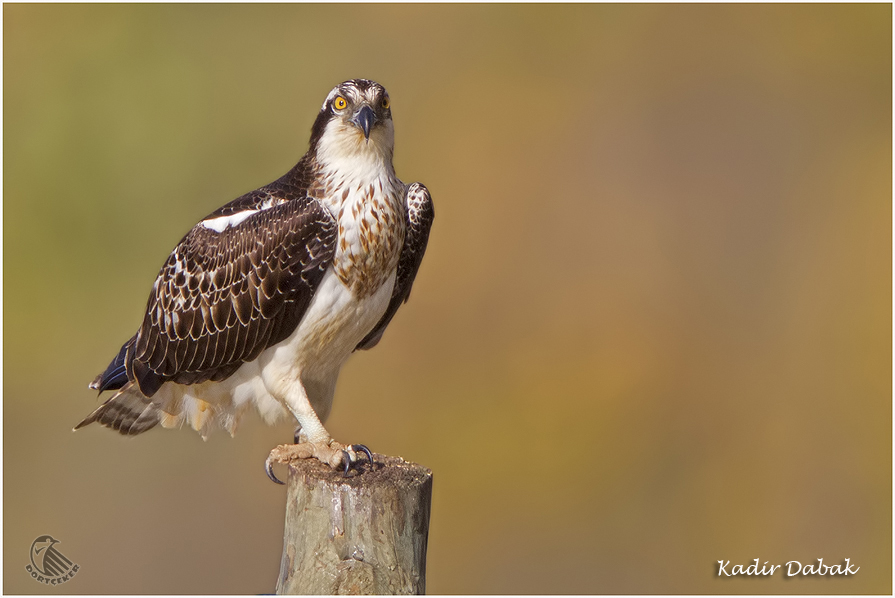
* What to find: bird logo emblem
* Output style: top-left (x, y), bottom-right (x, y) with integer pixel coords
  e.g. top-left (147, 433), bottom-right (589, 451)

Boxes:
top-left (26, 535), bottom-right (79, 585)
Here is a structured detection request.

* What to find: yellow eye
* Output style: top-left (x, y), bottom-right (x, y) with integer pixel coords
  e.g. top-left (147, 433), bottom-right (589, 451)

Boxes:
top-left (333, 96), bottom-right (347, 110)
top-left (381, 96), bottom-right (390, 109)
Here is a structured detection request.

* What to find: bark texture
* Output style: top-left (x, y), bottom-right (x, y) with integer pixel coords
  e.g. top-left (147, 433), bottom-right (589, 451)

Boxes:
top-left (276, 454), bottom-right (433, 595)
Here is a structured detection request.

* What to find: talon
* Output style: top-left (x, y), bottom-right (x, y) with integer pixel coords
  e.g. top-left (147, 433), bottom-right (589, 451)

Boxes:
top-left (342, 450), bottom-right (352, 477)
top-left (351, 444), bottom-right (374, 465)
top-left (266, 456), bottom-right (285, 485)
top-left (293, 428), bottom-right (301, 444)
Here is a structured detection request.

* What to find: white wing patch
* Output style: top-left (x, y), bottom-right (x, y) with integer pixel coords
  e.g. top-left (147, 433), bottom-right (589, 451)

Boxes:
top-left (200, 209), bottom-right (259, 233)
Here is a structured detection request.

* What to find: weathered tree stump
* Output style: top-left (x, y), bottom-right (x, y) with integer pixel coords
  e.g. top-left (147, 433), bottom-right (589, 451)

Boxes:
top-left (276, 454), bottom-right (433, 595)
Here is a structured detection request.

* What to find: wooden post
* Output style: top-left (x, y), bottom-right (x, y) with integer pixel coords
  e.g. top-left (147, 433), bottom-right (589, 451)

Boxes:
top-left (276, 454), bottom-right (433, 595)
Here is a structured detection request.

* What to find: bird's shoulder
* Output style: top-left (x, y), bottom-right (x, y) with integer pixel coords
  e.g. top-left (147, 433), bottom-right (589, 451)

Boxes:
top-left (403, 182), bottom-right (434, 228)
top-left (157, 157), bottom-right (337, 295)
top-left (199, 156), bottom-right (319, 220)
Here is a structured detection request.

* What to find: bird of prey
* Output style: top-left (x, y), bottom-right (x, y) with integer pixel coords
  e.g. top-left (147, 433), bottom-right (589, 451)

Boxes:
top-left (76, 79), bottom-right (434, 483)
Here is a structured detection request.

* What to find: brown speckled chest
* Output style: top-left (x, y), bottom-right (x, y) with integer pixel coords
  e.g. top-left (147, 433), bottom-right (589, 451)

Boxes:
top-left (310, 175), bottom-right (405, 299)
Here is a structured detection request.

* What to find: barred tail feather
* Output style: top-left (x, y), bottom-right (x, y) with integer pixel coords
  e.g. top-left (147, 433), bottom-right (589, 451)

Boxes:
top-left (74, 383), bottom-right (160, 436)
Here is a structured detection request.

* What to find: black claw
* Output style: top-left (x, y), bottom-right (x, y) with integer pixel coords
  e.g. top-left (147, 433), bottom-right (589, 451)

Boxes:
top-left (294, 428), bottom-right (301, 444)
top-left (342, 450), bottom-right (352, 477)
top-left (266, 459), bottom-right (285, 485)
top-left (352, 444), bottom-right (374, 465)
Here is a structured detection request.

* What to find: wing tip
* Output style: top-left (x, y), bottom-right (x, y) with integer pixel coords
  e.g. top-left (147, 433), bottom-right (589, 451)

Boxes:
top-left (73, 415), bottom-right (94, 432)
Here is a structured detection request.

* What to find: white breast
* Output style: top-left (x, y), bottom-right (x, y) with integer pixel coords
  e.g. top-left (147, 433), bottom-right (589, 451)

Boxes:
top-left (258, 268), bottom-right (396, 412)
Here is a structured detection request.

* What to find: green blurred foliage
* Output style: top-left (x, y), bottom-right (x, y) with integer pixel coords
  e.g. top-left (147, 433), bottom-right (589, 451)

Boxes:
top-left (4, 4), bottom-right (890, 594)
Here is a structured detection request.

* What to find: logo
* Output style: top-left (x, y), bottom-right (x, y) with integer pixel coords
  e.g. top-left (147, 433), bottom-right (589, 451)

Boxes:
top-left (25, 535), bottom-right (79, 585)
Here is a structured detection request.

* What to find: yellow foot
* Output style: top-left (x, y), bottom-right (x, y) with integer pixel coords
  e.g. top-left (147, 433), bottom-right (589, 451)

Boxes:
top-left (265, 441), bottom-right (373, 484)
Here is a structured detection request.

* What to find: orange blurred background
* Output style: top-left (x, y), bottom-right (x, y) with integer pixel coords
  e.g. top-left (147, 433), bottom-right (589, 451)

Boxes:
top-left (4, 4), bottom-right (890, 594)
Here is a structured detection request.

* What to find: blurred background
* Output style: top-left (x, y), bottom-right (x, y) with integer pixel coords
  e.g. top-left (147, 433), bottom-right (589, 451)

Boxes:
top-left (4, 4), bottom-right (891, 594)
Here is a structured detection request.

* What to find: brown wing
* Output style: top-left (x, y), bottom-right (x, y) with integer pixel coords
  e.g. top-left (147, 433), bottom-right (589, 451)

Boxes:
top-left (356, 182), bottom-right (434, 351)
top-left (127, 194), bottom-right (336, 396)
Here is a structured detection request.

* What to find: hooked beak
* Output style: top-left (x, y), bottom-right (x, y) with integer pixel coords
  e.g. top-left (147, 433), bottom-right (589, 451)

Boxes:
top-left (352, 105), bottom-right (376, 140)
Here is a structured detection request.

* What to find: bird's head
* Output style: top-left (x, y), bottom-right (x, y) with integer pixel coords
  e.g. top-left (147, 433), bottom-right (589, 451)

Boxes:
top-left (309, 79), bottom-right (395, 171)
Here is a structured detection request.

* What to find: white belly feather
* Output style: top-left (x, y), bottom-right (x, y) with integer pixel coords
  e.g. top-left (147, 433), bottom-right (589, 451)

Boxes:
top-left (154, 269), bottom-right (395, 438)
top-left (255, 268), bottom-right (396, 420)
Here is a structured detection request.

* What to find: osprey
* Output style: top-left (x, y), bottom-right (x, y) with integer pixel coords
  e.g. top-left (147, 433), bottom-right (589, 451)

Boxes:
top-left (76, 79), bottom-right (434, 483)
